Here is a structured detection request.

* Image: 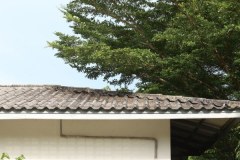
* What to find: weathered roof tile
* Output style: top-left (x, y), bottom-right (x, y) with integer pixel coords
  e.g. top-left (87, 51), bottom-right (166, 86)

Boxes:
top-left (0, 85), bottom-right (239, 112)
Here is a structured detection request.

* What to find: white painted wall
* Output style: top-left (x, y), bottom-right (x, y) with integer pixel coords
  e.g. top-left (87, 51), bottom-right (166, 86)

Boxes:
top-left (0, 120), bottom-right (170, 160)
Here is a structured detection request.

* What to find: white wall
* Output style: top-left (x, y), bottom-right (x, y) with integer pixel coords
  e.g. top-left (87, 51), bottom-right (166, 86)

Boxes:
top-left (0, 120), bottom-right (170, 160)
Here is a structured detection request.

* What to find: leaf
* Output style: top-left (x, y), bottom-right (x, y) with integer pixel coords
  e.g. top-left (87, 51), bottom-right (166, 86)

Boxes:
top-left (1, 153), bottom-right (10, 160)
top-left (15, 155), bottom-right (25, 160)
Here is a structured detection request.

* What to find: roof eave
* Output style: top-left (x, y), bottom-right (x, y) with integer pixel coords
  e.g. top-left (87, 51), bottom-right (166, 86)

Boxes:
top-left (0, 111), bottom-right (239, 120)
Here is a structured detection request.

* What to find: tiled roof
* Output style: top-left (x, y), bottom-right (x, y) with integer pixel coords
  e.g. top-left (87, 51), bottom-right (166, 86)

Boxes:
top-left (0, 85), bottom-right (239, 112)
top-left (1, 85), bottom-right (238, 160)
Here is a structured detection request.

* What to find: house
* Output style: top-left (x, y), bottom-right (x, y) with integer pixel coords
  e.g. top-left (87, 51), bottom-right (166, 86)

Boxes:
top-left (0, 85), bottom-right (239, 160)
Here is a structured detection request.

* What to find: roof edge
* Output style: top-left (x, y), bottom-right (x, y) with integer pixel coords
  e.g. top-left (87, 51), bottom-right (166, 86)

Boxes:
top-left (0, 112), bottom-right (239, 120)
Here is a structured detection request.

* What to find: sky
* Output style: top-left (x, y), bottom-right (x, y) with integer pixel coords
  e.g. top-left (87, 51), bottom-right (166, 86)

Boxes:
top-left (0, 0), bottom-right (124, 90)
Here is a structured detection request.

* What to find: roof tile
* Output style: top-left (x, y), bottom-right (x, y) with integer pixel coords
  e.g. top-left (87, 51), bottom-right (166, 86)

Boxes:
top-left (0, 85), bottom-right (239, 112)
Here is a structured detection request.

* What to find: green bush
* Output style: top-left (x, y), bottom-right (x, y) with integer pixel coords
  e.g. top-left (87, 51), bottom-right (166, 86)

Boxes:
top-left (0, 153), bottom-right (25, 160)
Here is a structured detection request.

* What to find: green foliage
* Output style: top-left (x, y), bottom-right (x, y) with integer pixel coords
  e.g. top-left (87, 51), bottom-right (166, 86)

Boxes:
top-left (49, 0), bottom-right (240, 99)
top-left (188, 123), bottom-right (240, 160)
top-left (102, 85), bottom-right (111, 91)
top-left (1, 153), bottom-right (10, 160)
top-left (0, 153), bottom-right (25, 160)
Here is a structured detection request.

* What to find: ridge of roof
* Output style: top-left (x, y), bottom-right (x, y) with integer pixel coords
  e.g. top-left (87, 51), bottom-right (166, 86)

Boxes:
top-left (0, 85), bottom-right (101, 94)
top-left (0, 84), bottom-right (232, 100)
top-left (0, 84), bottom-right (90, 90)
top-left (0, 84), bottom-right (236, 101)
top-left (0, 84), bottom-right (59, 87)
top-left (0, 84), bottom-right (134, 97)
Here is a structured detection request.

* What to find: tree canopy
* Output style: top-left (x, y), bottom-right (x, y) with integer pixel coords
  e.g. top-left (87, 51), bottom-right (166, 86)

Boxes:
top-left (49, 0), bottom-right (240, 99)
top-left (49, 0), bottom-right (240, 159)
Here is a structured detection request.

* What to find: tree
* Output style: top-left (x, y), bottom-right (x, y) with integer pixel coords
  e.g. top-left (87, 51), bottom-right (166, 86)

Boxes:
top-left (49, 0), bottom-right (240, 159)
top-left (49, 0), bottom-right (240, 99)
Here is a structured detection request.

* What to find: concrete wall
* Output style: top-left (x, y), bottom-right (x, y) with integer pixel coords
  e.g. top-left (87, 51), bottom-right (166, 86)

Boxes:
top-left (0, 119), bottom-right (170, 160)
